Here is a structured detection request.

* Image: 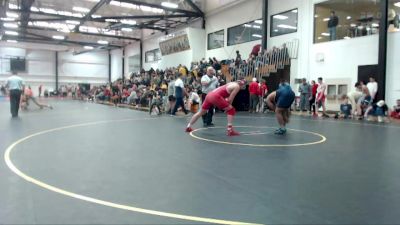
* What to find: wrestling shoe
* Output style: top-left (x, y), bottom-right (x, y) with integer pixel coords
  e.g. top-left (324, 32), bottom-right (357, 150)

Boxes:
top-left (185, 127), bottom-right (193, 133)
top-left (274, 128), bottom-right (286, 135)
top-left (227, 129), bottom-right (240, 136)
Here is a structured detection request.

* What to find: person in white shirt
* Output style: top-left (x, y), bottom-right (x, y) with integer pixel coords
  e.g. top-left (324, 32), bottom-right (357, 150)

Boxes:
top-left (5, 73), bottom-right (24, 118)
top-left (316, 77), bottom-right (329, 118)
top-left (201, 67), bottom-right (219, 126)
top-left (367, 77), bottom-right (378, 101)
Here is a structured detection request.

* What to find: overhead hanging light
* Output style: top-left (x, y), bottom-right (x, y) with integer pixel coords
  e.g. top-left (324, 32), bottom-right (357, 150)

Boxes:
top-left (7, 40), bottom-right (18, 43)
top-left (5, 31), bottom-right (19, 36)
top-left (73, 6), bottom-right (90, 13)
top-left (6, 12), bottom-right (19, 18)
top-left (97, 40), bottom-right (108, 44)
top-left (52, 35), bottom-right (65, 40)
top-left (84, 46), bottom-right (94, 50)
top-left (3, 23), bottom-right (18, 28)
top-left (161, 2), bottom-right (178, 9)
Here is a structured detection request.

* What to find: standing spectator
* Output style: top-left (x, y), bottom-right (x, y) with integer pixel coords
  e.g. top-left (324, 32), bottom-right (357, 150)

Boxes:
top-left (5, 72), bottom-right (24, 118)
top-left (258, 79), bottom-right (268, 112)
top-left (171, 73), bottom-right (188, 115)
top-left (201, 67), bottom-right (219, 126)
top-left (316, 77), bottom-right (329, 118)
top-left (235, 51), bottom-right (241, 67)
top-left (298, 78), bottom-right (311, 112)
top-left (328, 11), bottom-right (339, 41)
top-left (367, 77), bottom-right (378, 101)
top-left (249, 78), bottom-right (259, 113)
top-left (309, 80), bottom-right (318, 116)
top-left (167, 76), bottom-right (176, 114)
top-left (38, 84), bottom-right (43, 97)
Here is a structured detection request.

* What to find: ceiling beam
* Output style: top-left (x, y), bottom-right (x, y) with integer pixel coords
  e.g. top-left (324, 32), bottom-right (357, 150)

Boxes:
top-left (118, 0), bottom-right (201, 16)
top-left (74, 0), bottom-right (109, 32)
top-left (20, 0), bottom-right (35, 28)
top-left (24, 26), bottom-right (141, 41)
top-left (18, 13), bottom-right (195, 23)
top-left (3, 34), bottom-right (122, 48)
top-left (183, 0), bottom-right (204, 17)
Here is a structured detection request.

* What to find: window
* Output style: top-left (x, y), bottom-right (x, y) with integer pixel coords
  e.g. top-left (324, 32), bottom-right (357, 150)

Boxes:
top-left (270, 9), bottom-right (298, 37)
top-left (145, 49), bottom-right (161, 63)
top-left (314, 0), bottom-right (381, 43)
top-left (208, 30), bottom-right (224, 50)
top-left (227, 19), bottom-right (262, 46)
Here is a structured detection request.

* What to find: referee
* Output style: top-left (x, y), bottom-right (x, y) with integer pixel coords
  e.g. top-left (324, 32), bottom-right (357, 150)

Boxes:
top-left (201, 67), bottom-right (219, 127)
top-left (5, 72), bottom-right (24, 118)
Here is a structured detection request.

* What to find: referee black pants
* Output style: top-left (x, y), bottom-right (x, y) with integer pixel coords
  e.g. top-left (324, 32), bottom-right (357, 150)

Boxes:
top-left (9, 89), bottom-right (22, 117)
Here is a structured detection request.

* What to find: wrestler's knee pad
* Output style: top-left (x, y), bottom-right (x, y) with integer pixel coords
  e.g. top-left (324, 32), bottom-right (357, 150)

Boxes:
top-left (226, 107), bottom-right (236, 116)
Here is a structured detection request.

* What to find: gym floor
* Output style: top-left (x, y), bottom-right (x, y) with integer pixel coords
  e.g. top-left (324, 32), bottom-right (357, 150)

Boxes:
top-left (1, 99), bottom-right (400, 225)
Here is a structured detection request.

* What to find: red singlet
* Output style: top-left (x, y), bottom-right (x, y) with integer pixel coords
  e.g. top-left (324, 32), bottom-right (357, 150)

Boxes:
top-left (202, 84), bottom-right (230, 110)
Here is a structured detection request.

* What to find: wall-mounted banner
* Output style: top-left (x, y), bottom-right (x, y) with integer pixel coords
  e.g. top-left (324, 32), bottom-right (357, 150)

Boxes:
top-left (159, 34), bottom-right (191, 56)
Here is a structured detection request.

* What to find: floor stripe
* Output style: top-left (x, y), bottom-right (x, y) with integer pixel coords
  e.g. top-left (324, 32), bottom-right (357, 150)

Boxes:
top-left (4, 118), bottom-right (262, 225)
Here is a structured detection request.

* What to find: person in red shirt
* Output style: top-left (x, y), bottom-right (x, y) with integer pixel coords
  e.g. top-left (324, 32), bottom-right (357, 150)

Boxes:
top-left (258, 79), bottom-right (268, 112)
top-left (249, 78), bottom-right (259, 113)
top-left (309, 80), bottom-right (318, 116)
top-left (121, 88), bottom-right (130, 104)
top-left (186, 79), bottom-right (247, 136)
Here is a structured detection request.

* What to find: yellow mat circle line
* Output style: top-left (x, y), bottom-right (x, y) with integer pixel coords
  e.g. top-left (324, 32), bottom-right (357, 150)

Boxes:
top-left (190, 126), bottom-right (327, 147)
top-left (4, 118), bottom-right (261, 225)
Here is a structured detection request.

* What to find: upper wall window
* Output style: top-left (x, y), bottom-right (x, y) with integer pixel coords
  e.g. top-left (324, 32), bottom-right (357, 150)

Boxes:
top-left (208, 30), bottom-right (224, 50)
top-left (145, 49), bottom-right (161, 63)
top-left (227, 19), bottom-right (262, 46)
top-left (389, 0), bottom-right (400, 32)
top-left (270, 9), bottom-right (298, 37)
top-left (314, 0), bottom-right (381, 43)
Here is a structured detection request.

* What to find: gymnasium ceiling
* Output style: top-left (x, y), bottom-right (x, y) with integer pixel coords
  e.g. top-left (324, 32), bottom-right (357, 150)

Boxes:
top-left (0, 0), bottom-right (209, 51)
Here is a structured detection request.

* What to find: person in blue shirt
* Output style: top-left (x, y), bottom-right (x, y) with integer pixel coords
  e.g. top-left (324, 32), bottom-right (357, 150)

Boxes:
top-left (335, 95), bottom-right (352, 119)
top-left (266, 80), bottom-right (295, 135)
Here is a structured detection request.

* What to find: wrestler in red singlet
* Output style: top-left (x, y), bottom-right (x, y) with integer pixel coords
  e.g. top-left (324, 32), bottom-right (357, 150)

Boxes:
top-left (186, 79), bottom-right (246, 136)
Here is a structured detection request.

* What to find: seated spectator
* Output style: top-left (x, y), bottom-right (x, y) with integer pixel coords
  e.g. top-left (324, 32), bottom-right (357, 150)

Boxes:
top-left (121, 88), bottom-right (130, 103)
top-left (364, 100), bottom-right (389, 123)
top-left (390, 99), bottom-right (400, 119)
top-left (149, 91), bottom-right (162, 115)
top-left (127, 90), bottom-right (138, 105)
top-left (187, 86), bottom-right (200, 113)
top-left (334, 95), bottom-right (352, 119)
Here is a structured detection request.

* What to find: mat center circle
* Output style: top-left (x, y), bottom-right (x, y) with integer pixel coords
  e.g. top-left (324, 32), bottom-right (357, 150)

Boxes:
top-left (190, 126), bottom-right (327, 147)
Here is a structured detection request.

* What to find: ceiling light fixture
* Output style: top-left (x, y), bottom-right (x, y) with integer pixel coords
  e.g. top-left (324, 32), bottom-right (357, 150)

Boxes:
top-left (53, 35), bottom-right (65, 40)
top-left (73, 6), bottom-right (90, 13)
top-left (1, 17), bottom-right (15, 21)
top-left (6, 12), bottom-right (19, 18)
top-left (277, 24), bottom-right (297, 29)
top-left (121, 28), bottom-right (133, 32)
top-left (252, 34), bottom-right (262, 38)
top-left (66, 20), bottom-right (80, 25)
top-left (273, 15), bottom-right (288, 20)
top-left (8, 3), bottom-right (20, 9)
top-left (97, 40), bottom-right (108, 44)
top-left (161, 2), bottom-right (178, 9)
top-left (91, 14), bottom-right (102, 18)
top-left (3, 23), bottom-right (18, 28)
top-left (394, 2), bottom-right (400, 7)
top-left (5, 31), bottom-right (19, 36)
top-left (346, 16), bottom-right (352, 20)
top-left (254, 20), bottom-right (263, 24)
top-left (7, 40), bottom-right (18, 43)
top-left (105, 19), bottom-right (118, 22)
top-left (120, 19), bottom-right (136, 25)
top-left (84, 46), bottom-right (94, 50)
